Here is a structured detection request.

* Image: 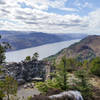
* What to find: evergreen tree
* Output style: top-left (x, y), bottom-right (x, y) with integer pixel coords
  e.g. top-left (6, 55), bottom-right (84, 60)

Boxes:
top-left (75, 70), bottom-right (92, 100)
top-left (0, 35), bottom-right (10, 64)
top-left (0, 35), bottom-right (8, 100)
top-left (4, 76), bottom-right (18, 100)
top-left (0, 36), bottom-right (16, 100)
top-left (0, 81), bottom-right (5, 100)
top-left (0, 41), bottom-right (5, 64)
top-left (25, 56), bottom-right (31, 61)
top-left (32, 52), bottom-right (39, 60)
top-left (36, 56), bottom-right (69, 92)
top-left (66, 58), bottom-right (80, 72)
top-left (90, 57), bottom-right (100, 76)
top-left (54, 56), bottom-right (69, 90)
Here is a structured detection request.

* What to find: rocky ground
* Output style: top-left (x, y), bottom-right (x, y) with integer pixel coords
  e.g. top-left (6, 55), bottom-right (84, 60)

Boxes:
top-left (3, 82), bottom-right (40, 100)
top-left (17, 86), bottom-right (40, 100)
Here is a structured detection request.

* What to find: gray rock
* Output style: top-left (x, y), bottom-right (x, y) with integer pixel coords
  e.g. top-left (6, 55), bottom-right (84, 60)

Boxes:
top-left (17, 79), bottom-right (26, 85)
top-left (2, 60), bottom-right (49, 84)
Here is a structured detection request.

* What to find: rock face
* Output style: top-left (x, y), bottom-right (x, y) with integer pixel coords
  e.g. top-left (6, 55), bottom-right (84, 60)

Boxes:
top-left (49, 91), bottom-right (83, 100)
top-left (3, 60), bottom-right (50, 84)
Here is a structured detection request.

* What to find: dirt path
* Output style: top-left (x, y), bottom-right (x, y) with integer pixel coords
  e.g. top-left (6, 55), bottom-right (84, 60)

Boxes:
top-left (17, 85), bottom-right (40, 100)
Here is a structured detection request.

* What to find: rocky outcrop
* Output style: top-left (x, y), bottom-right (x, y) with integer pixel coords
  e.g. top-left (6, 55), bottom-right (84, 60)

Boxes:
top-left (2, 60), bottom-right (52, 84)
top-left (49, 91), bottom-right (83, 100)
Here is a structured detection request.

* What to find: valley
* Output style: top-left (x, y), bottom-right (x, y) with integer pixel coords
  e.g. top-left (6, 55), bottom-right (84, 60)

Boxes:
top-left (5, 39), bottom-right (80, 62)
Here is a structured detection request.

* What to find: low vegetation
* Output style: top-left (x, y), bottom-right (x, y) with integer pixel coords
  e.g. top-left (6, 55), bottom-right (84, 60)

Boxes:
top-left (36, 56), bottom-right (96, 100)
top-left (0, 75), bottom-right (18, 100)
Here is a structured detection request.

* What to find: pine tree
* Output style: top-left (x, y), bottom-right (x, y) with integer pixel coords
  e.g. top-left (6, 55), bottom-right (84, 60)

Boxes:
top-left (4, 76), bottom-right (18, 100)
top-left (75, 70), bottom-right (92, 100)
top-left (32, 52), bottom-right (39, 61)
top-left (55, 56), bottom-right (69, 90)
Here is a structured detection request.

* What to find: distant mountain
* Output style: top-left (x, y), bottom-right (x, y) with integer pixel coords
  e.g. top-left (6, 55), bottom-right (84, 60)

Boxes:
top-left (46, 35), bottom-right (100, 62)
top-left (0, 31), bottom-right (87, 51)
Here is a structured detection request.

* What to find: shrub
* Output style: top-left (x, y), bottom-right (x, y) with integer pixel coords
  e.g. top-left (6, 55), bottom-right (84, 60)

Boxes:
top-left (35, 82), bottom-right (48, 93)
top-left (25, 56), bottom-right (31, 61)
top-left (90, 57), bottom-right (100, 76)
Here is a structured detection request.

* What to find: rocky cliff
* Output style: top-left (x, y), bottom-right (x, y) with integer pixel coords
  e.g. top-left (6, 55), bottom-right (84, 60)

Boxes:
top-left (1, 60), bottom-right (52, 84)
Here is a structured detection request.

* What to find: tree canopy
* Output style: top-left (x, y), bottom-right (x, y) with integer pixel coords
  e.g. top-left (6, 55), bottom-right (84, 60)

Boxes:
top-left (90, 57), bottom-right (100, 76)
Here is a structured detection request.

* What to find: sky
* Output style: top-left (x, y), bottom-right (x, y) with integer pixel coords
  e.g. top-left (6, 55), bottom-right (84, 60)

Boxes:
top-left (0, 0), bottom-right (100, 35)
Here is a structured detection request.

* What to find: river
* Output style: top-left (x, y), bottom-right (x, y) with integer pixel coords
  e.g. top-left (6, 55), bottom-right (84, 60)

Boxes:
top-left (6, 39), bottom-right (80, 62)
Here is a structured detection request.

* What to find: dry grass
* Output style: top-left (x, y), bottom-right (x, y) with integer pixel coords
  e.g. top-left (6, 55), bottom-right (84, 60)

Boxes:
top-left (89, 76), bottom-right (100, 88)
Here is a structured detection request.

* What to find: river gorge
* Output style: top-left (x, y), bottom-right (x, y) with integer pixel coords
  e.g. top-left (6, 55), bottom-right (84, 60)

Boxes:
top-left (6, 39), bottom-right (80, 62)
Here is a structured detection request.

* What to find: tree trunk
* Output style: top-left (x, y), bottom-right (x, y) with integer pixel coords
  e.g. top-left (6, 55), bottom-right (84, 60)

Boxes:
top-left (0, 97), bottom-right (3, 100)
top-left (7, 93), bottom-right (10, 100)
top-left (63, 58), bottom-right (67, 90)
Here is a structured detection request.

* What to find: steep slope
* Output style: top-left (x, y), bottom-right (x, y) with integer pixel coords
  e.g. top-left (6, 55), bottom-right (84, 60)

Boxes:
top-left (47, 35), bottom-right (100, 62)
top-left (0, 31), bottom-right (87, 51)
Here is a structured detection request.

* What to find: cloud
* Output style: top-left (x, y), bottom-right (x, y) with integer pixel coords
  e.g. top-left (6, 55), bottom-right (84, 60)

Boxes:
top-left (0, 0), bottom-right (100, 34)
top-left (74, 0), bottom-right (93, 10)
top-left (16, 0), bottom-right (78, 11)
top-left (47, 0), bottom-right (78, 11)
top-left (83, 2), bottom-right (92, 8)
top-left (60, 7), bottom-right (78, 12)
top-left (0, 1), bottom-right (5, 5)
top-left (87, 9), bottom-right (100, 34)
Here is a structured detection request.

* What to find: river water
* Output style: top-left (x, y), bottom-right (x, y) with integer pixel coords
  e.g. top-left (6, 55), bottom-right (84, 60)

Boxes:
top-left (6, 39), bottom-right (80, 62)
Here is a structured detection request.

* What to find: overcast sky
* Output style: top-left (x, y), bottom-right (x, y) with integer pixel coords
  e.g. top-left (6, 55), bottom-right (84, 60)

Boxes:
top-left (0, 0), bottom-right (100, 34)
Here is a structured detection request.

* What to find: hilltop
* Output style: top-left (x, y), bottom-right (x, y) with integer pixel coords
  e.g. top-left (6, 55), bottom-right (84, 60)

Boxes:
top-left (46, 35), bottom-right (100, 62)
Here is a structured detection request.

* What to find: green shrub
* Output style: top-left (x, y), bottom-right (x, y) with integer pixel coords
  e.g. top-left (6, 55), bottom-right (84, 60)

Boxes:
top-left (90, 57), bottom-right (100, 76)
top-left (25, 56), bottom-right (31, 61)
top-left (35, 82), bottom-right (48, 93)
